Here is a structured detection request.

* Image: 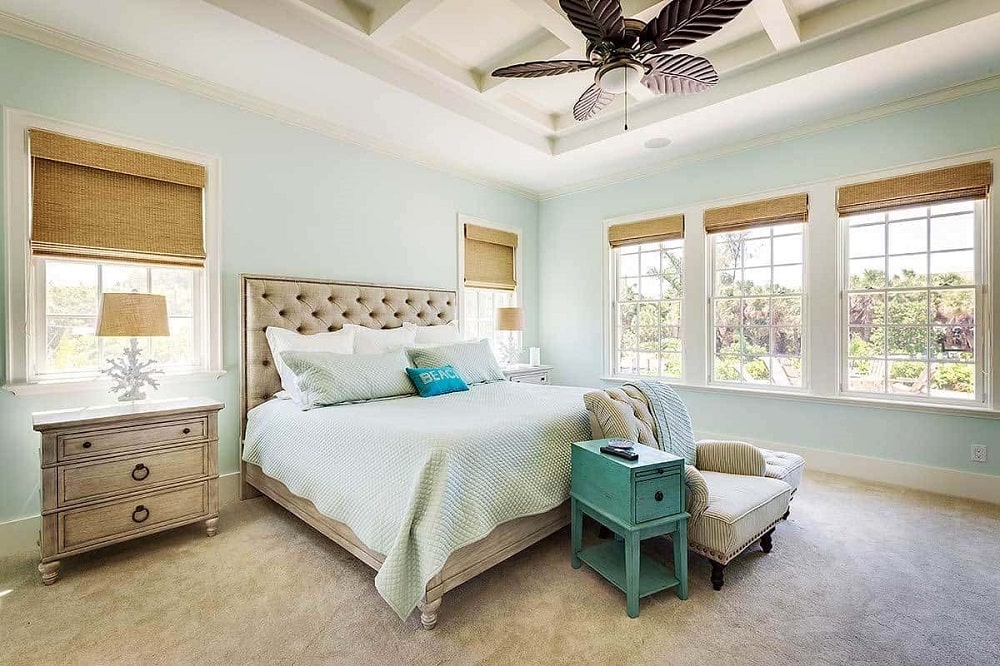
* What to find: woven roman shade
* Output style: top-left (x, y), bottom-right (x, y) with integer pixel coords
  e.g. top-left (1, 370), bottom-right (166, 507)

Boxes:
top-left (704, 193), bottom-right (808, 234)
top-left (837, 161), bottom-right (993, 216)
top-left (29, 129), bottom-right (207, 267)
top-left (608, 214), bottom-right (684, 248)
top-left (464, 223), bottom-right (517, 291)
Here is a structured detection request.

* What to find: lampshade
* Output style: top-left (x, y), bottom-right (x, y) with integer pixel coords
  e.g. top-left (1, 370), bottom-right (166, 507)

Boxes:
top-left (496, 307), bottom-right (525, 332)
top-left (96, 293), bottom-right (170, 337)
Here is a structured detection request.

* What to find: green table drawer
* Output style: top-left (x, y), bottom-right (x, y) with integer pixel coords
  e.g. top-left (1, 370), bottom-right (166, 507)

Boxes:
top-left (634, 474), bottom-right (681, 523)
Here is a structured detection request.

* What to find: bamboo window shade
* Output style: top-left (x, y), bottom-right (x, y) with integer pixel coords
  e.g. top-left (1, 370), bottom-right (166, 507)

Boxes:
top-left (29, 129), bottom-right (207, 267)
top-left (704, 193), bottom-right (808, 234)
top-left (464, 223), bottom-right (517, 291)
top-left (836, 161), bottom-right (992, 216)
top-left (608, 214), bottom-right (684, 247)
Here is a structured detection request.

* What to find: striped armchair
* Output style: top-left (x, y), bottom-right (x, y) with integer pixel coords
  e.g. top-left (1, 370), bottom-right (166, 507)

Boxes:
top-left (584, 385), bottom-right (801, 590)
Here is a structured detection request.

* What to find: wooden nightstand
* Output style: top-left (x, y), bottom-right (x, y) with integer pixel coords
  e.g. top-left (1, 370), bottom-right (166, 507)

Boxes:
top-left (502, 364), bottom-right (552, 384)
top-left (32, 397), bottom-right (224, 584)
top-left (570, 439), bottom-right (689, 618)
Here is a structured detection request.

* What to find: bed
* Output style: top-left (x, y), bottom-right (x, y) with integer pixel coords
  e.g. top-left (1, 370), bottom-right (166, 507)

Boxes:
top-left (238, 274), bottom-right (591, 628)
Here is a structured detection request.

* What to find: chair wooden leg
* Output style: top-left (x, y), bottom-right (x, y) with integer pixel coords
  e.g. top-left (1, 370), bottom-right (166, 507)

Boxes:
top-left (760, 529), bottom-right (775, 554)
top-left (710, 561), bottom-right (725, 591)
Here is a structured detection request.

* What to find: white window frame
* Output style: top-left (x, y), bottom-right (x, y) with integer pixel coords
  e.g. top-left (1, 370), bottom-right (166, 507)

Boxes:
top-left (707, 222), bottom-right (809, 391)
top-left (609, 238), bottom-right (685, 380)
top-left (838, 200), bottom-right (987, 406)
top-left (3, 108), bottom-right (224, 393)
top-left (456, 213), bottom-right (522, 346)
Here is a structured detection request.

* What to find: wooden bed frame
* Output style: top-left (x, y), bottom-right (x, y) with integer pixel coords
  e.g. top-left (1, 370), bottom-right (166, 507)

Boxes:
top-left (238, 274), bottom-right (569, 629)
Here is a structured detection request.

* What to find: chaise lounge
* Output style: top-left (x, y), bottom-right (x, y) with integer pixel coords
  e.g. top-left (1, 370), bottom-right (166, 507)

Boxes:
top-left (583, 382), bottom-right (804, 590)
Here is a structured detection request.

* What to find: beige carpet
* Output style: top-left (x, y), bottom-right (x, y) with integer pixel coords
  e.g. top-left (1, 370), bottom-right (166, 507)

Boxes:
top-left (2, 471), bottom-right (998, 666)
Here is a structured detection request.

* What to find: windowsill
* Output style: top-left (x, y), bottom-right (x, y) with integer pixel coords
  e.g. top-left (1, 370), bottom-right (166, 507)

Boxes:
top-left (599, 376), bottom-right (999, 419)
top-left (3, 370), bottom-right (227, 396)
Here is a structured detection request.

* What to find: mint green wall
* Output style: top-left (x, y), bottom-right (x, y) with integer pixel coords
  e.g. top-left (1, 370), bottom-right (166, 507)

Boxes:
top-left (539, 89), bottom-right (1000, 478)
top-left (0, 36), bottom-right (538, 525)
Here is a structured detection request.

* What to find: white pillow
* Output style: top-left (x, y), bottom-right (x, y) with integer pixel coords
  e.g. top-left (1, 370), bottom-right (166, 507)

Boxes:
top-left (264, 327), bottom-right (355, 403)
top-left (406, 321), bottom-right (462, 345)
top-left (347, 324), bottom-right (417, 355)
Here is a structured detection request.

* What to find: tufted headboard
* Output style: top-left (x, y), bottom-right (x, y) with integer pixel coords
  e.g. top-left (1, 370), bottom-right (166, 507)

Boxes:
top-left (238, 274), bottom-right (457, 437)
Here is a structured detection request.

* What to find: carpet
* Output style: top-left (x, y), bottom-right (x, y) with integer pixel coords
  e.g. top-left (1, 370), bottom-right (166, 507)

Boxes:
top-left (1, 471), bottom-right (997, 665)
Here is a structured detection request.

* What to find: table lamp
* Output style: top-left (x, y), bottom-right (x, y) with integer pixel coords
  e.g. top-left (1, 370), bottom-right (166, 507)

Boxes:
top-left (96, 292), bottom-right (170, 402)
top-left (495, 306), bottom-right (524, 367)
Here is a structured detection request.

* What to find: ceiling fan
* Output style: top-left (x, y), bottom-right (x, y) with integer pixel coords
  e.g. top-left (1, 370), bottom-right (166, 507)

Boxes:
top-left (491, 0), bottom-right (753, 125)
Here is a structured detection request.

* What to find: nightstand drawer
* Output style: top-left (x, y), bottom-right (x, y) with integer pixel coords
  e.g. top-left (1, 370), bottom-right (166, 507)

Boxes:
top-left (510, 372), bottom-right (548, 384)
top-left (59, 482), bottom-right (211, 552)
top-left (634, 475), bottom-right (681, 523)
top-left (58, 443), bottom-right (212, 506)
top-left (59, 417), bottom-right (208, 461)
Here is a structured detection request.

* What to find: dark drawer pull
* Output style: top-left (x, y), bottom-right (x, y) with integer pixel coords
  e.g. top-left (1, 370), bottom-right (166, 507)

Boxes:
top-left (131, 505), bottom-right (150, 523)
top-left (82, 441), bottom-right (92, 449)
top-left (182, 427), bottom-right (191, 434)
top-left (131, 463), bottom-right (150, 481)
top-left (654, 491), bottom-right (664, 502)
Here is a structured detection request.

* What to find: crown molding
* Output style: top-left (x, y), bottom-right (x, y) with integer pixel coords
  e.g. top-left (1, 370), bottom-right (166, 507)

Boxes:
top-left (538, 73), bottom-right (1000, 200)
top-left (0, 10), bottom-right (540, 200)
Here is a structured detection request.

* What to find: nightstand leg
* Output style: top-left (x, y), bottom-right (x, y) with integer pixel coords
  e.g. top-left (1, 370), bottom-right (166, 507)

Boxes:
top-left (570, 498), bottom-right (582, 569)
top-left (38, 560), bottom-right (61, 585)
top-left (205, 517), bottom-right (219, 537)
top-left (673, 521), bottom-right (688, 600)
top-left (625, 533), bottom-right (640, 618)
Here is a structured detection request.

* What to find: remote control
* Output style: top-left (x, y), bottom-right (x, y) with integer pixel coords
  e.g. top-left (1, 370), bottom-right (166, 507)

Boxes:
top-left (600, 444), bottom-right (639, 461)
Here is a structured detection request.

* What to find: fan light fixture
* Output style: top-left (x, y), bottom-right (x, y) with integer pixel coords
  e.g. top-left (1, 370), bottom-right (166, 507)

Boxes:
top-left (597, 61), bottom-right (642, 94)
top-left (491, 0), bottom-right (752, 128)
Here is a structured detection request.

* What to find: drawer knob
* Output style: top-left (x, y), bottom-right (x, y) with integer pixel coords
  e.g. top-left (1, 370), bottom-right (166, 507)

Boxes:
top-left (182, 427), bottom-right (191, 435)
top-left (82, 441), bottom-right (92, 449)
top-left (131, 463), bottom-right (150, 481)
top-left (654, 491), bottom-right (664, 502)
top-left (131, 505), bottom-right (150, 523)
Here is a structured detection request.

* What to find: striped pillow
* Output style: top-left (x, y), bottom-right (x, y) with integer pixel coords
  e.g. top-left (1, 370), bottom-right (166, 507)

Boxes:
top-left (408, 339), bottom-right (505, 385)
top-left (279, 350), bottom-right (415, 409)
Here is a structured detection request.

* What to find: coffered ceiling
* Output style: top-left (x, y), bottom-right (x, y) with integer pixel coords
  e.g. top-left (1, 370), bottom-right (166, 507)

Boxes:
top-left (1, 0), bottom-right (999, 196)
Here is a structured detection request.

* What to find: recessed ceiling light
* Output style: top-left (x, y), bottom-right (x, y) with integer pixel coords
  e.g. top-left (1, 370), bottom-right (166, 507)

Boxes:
top-left (644, 137), bottom-right (672, 150)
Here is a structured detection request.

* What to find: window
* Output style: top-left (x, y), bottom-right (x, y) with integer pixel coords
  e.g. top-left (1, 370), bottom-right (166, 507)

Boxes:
top-left (613, 239), bottom-right (684, 378)
top-left (462, 287), bottom-right (514, 351)
top-left (3, 111), bottom-right (221, 389)
top-left (844, 201), bottom-right (981, 401)
top-left (711, 224), bottom-right (805, 387)
top-left (34, 259), bottom-right (202, 378)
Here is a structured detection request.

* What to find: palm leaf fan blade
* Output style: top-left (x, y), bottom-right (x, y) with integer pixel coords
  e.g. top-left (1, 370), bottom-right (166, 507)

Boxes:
top-left (641, 54), bottom-right (719, 94)
top-left (573, 84), bottom-right (616, 121)
top-left (559, 0), bottom-right (626, 43)
top-left (491, 60), bottom-right (596, 78)
top-left (641, 0), bottom-right (754, 53)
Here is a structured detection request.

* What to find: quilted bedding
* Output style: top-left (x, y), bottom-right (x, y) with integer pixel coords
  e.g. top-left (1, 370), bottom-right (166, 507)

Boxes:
top-left (243, 381), bottom-right (591, 619)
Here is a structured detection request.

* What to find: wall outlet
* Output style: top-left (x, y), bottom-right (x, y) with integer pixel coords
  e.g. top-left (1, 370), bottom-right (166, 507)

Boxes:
top-left (971, 444), bottom-right (988, 463)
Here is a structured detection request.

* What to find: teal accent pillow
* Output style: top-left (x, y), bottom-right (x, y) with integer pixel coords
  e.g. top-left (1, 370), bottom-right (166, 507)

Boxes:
top-left (406, 365), bottom-right (469, 397)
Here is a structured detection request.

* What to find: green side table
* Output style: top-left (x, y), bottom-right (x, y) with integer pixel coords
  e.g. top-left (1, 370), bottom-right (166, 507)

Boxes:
top-left (570, 439), bottom-right (689, 618)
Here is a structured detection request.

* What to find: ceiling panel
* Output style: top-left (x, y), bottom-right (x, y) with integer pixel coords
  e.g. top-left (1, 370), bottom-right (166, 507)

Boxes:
top-left (408, 0), bottom-right (542, 71)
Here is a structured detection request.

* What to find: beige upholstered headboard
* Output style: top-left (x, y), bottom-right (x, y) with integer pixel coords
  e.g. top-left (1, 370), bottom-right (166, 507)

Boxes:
top-left (238, 274), bottom-right (457, 437)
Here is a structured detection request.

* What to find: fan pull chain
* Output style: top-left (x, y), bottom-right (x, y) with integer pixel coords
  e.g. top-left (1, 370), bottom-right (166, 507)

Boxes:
top-left (624, 69), bottom-right (629, 132)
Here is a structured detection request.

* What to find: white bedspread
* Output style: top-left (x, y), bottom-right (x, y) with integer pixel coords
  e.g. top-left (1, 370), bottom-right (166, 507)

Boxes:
top-left (242, 381), bottom-right (591, 620)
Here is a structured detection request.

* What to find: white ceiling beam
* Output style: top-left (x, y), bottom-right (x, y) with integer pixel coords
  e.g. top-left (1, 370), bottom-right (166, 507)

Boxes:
top-left (754, 0), bottom-right (801, 51)
top-left (369, 0), bottom-right (446, 45)
top-left (508, 0), bottom-right (587, 51)
top-left (394, 37), bottom-right (479, 90)
top-left (298, 0), bottom-right (368, 32)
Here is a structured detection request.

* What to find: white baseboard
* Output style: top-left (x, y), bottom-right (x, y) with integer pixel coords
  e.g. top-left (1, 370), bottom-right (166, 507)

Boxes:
top-left (0, 472), bottom-right (242, 557)
top-left (699, 431), bottom-right (1000, 505)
